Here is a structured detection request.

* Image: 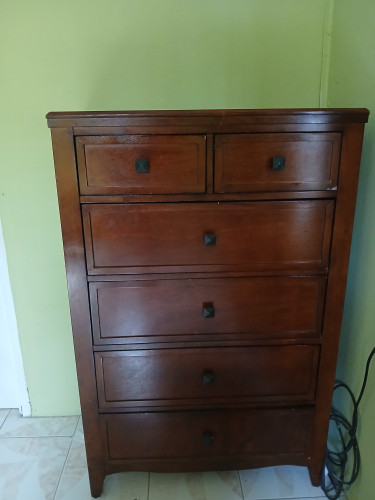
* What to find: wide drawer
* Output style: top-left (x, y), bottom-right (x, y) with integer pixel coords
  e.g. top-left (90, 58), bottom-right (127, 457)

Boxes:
top-left (95, 345), bottom-right (319, 408)
top-left (102, 408), bottom-right (313, 461)
top-left (90, 276), bottom-right (325, 343)
top-left (214, 133), bottom-right (341, 193)
top-left (76, 135), bottom-right (206, 194)
top-left (83, 201), bottom-right (334, 275)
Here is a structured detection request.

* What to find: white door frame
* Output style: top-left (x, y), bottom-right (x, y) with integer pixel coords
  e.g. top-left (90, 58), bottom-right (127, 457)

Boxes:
top-left (0, 218), bottom-right (31, 415)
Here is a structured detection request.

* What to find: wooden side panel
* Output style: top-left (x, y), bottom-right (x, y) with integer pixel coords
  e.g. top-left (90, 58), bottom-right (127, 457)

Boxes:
top-left (50, 128), bottom-right (105, 498)
top-left (309, 123), bottom-right (366, 484)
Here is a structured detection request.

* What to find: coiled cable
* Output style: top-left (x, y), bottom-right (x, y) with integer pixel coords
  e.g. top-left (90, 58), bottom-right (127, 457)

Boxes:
top-left (321, 346), bottom-right (375, 499)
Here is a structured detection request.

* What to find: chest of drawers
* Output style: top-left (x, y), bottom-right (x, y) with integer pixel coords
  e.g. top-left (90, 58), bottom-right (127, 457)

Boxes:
top-left (47, 108), bottom-right (368, 498)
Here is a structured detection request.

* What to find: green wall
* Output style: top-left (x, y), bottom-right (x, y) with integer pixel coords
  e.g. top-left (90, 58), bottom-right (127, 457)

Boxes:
top-left (0, 0), bottom-right (328, 416)
top-left (327, 1), bottom-right (375, 499)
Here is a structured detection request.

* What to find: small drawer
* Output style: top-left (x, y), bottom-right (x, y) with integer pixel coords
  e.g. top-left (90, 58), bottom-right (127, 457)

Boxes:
top-left (90, 276), bottom-right (326, 343)
top-left (95, 345), bottom-right (319, 408)
top-left (76, 135), bottom-right (206, 194)
top-left (214, 133), bottom-right (341, 193)
top-left (83, 201), bottom-right (334, 275)
top-left (102, 408), bottom-right (313, 461)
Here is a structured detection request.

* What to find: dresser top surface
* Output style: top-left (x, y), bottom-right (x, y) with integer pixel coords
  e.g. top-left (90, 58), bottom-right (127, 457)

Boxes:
top-left (46, 108), bottom-right (369, 128)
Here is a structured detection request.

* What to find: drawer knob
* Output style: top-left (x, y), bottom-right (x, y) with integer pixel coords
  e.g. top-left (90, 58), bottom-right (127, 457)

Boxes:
top-left (202, 431), bottom-right (215, 446)
top-left (203, 304), bottom-right (215, 318)
top-left (272, 156), bottom-right (286, 171)
top-left (203, 370), bottom-right (215, 385)
top-left (135, 158), bottom-right (150, 173)
top-left (204, 233), bottom-right (216, 246)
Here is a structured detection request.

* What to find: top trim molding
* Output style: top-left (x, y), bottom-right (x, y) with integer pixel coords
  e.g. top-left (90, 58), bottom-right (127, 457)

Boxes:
top-left (46, 108), bottom-right (369, 128)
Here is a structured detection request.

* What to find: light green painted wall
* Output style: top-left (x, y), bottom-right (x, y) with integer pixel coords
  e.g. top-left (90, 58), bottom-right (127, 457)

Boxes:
top-left (327, 1), bottom-right (375, 499)
top-left (0, 0), bottom-right (328, 416)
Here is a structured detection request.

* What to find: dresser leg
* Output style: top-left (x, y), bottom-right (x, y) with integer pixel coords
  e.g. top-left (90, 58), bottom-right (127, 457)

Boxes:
top-left (88, 467), bottom-right (105, 498)
top-left (308, 462), bottom-right (323, 487)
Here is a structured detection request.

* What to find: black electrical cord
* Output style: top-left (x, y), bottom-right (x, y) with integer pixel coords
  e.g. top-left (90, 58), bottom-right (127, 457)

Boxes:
top-left (321, 346), bottom-right (375, 499)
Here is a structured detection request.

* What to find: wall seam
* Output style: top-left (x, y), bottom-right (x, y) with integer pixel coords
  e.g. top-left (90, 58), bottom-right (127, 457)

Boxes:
top-left (319, 0), bottom-right (335, 107)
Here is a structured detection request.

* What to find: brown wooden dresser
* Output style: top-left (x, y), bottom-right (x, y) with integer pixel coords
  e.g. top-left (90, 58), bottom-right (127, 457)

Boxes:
top-left (47, 109), bottom-right (368, 498)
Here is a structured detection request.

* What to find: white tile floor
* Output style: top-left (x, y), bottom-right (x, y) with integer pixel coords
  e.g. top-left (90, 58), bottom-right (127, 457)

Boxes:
top-left (0, 408), bottom-right (342, 500)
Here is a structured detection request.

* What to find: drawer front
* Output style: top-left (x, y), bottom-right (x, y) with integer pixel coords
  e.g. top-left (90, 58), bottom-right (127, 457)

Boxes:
top-left (90, 276), bottom-right (325, 343)
top-left (76, 135), bottom-right (206, 194)
top-left (214, 133), bottom-right (341, 193)
top-left (103, 408), bottom-right (313, 460)
top-left (83, 201), bottom-right (333, 274)
top-left (95, 345), bottom-right (319, 408)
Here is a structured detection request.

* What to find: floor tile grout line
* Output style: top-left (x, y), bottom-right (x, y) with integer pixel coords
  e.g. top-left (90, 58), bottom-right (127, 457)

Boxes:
top-left (0, 408), bottom-right (11, 430)
top-left (0, 413), bottom-right (80, 439)
top-left (72, 415), bottom-right (80, 436)
top-left (0, 433), bottom-right (79, 439)
top-left (52, 433), bottom-right (76, 500)
top-left (237, 470), bottom-right (246, 500)
top-left (4, 409), bottom-right (78, 419)
top-left (147, 471), bottom-right (151, 500)
top-left (247, 497), bottom-right (328, 500)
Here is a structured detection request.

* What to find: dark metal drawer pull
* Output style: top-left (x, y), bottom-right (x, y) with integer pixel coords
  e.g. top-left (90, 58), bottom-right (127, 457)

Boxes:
top-left (135, 158), bottom-right (149, 173)
top-left (203, 370), bottom-right (215, 385)
top-left (203, 304), bottom-right (215, 318)
top-left (204, 233), bottom-right (216, 246)
top-left (272, 156), bottom-right (286, 171)
top-left (202, 431), bottom-right (215, 446)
